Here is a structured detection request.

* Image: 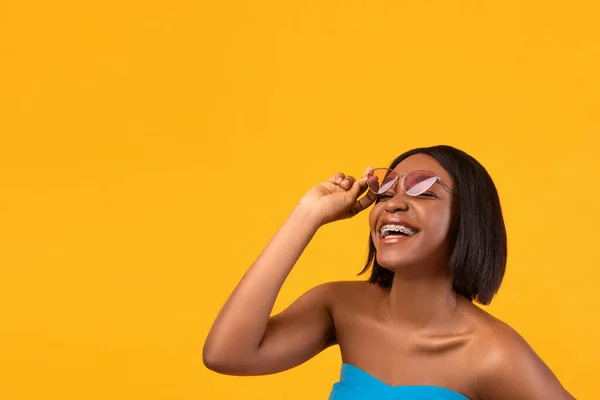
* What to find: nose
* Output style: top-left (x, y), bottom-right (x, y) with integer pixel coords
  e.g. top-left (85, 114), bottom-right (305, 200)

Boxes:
top-left (383, 191), bottom-right (410, 213)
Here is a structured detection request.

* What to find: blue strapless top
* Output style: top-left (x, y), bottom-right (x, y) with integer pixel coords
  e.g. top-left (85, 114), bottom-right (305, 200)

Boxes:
top-left (329, 363), bottom-right (469, 400)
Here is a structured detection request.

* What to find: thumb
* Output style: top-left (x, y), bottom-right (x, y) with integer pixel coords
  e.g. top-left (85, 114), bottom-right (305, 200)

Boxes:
top-left (348, 176), bottom-right (377, 215)
top-left (349, 176), bottom-right (369, 197)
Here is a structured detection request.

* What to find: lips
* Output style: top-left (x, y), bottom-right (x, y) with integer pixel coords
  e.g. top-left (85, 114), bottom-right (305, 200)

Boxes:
top-left (376, 218), bottom-right (420, 242)
top-left (378, 218), bottom-right (419, 233)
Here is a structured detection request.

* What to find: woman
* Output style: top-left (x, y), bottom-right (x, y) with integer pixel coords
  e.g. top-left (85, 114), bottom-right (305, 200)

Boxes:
top-left (203, 145), bottom-right (574, 399)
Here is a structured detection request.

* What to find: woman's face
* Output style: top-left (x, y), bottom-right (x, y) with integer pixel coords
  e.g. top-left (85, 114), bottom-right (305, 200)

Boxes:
top-left (368, 154), bottom-right (458, 274)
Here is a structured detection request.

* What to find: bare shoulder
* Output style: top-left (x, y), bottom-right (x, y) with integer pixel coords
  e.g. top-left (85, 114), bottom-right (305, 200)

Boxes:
top-left (318, 280), bottom-right (384, 305)
top-left (305, 280), bottom-right (384, 320)
top-left (320, 280), bottom-right (379, 294)
top-left (465, 305), bottom-right (574, 400)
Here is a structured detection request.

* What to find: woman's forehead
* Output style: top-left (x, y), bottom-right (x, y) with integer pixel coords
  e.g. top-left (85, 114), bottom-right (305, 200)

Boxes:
top-left (393, 154), bottom-right (454, 187)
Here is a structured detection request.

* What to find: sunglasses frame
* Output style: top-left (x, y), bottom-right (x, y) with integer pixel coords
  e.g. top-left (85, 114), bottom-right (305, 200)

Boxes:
top-left (367, 168), bottom-right (454, 197)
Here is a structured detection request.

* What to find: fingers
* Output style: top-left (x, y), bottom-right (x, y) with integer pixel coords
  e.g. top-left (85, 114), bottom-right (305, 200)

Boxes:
top-left (352, 186), bottom-right (377, 215)
top-left (328, 172), bottom-right (346, 185)
top-left (329, 167), bottom-right (374, 195)
top-left (328, 172), bottom-right (356, 189)
top-left (329, 165), bottom-right (374, 187)
top-left (328, 168), bottom-right (373, 193)
top-left (325, 166), bottom-right (377, 218)
top-left (349, 166), bottom-right (377, 215)
top-left (340, 175), bottom-right (356, 189)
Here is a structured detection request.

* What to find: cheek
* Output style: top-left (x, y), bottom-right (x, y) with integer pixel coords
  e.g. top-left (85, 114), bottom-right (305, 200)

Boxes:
top-left (368, 205), bottom-right (384, 241)
top-left (424, 205), bottom-right (454, 242)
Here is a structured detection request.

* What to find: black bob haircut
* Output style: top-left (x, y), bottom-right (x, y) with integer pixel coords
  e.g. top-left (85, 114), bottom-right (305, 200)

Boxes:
top-left (359, 145), bottom-right (507, 305)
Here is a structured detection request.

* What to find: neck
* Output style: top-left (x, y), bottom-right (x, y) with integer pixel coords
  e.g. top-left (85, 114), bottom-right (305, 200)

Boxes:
top-left (387, 270), bottom-right (458, 329)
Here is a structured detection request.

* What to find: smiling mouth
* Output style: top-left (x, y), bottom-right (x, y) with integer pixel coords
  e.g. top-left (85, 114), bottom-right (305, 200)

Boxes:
top-left (379, 224), bottom-right (418, 239)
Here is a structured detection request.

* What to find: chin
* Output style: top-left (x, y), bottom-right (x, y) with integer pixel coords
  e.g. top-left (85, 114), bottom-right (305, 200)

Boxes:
top-left (375, 254), bottom-right (421, 271)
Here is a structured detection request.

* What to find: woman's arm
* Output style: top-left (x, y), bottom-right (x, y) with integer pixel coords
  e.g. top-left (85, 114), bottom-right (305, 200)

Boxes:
top-left (202, 169), bottom-right (375, 375)
top-left (202, 207), bottom-right (333, 375)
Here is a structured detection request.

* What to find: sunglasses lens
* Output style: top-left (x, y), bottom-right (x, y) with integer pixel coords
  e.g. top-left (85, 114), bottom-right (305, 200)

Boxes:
top-left (367, 169), bottom-right (398, 194)
top-left (405, 172), bottom-right (438, 196)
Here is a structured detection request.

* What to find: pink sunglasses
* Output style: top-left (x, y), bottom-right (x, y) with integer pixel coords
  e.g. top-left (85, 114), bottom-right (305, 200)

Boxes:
top-left (366, 168), bottom-right (453, 196)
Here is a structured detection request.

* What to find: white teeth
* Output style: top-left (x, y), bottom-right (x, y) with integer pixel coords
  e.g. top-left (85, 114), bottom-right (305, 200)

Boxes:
top-left (380, 224), bottom-right (417, 238)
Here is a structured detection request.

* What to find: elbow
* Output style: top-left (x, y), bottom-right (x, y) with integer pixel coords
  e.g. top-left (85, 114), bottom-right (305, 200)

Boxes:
top-left (202, 342), bottom-right (252, 375)
top-left (202, 343), bottom-right (229, 373)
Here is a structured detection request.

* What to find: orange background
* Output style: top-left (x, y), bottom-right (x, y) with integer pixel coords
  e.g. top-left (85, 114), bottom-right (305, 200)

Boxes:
top-left (1, 1), bottom-right (598, 399)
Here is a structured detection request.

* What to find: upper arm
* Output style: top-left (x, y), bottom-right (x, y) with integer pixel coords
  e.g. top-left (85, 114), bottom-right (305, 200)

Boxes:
top-left (245, 282), bottom-right (337, 375)
top-left (477, 326), bottom-right (574, 400)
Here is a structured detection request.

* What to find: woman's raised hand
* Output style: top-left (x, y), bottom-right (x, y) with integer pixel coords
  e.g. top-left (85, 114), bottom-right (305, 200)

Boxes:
top-left (297, 166), bottom-right (377, 226)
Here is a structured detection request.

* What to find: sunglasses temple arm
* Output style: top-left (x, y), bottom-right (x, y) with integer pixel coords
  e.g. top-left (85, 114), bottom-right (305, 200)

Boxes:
top-left (439, 179), bottom-right (453, 193)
